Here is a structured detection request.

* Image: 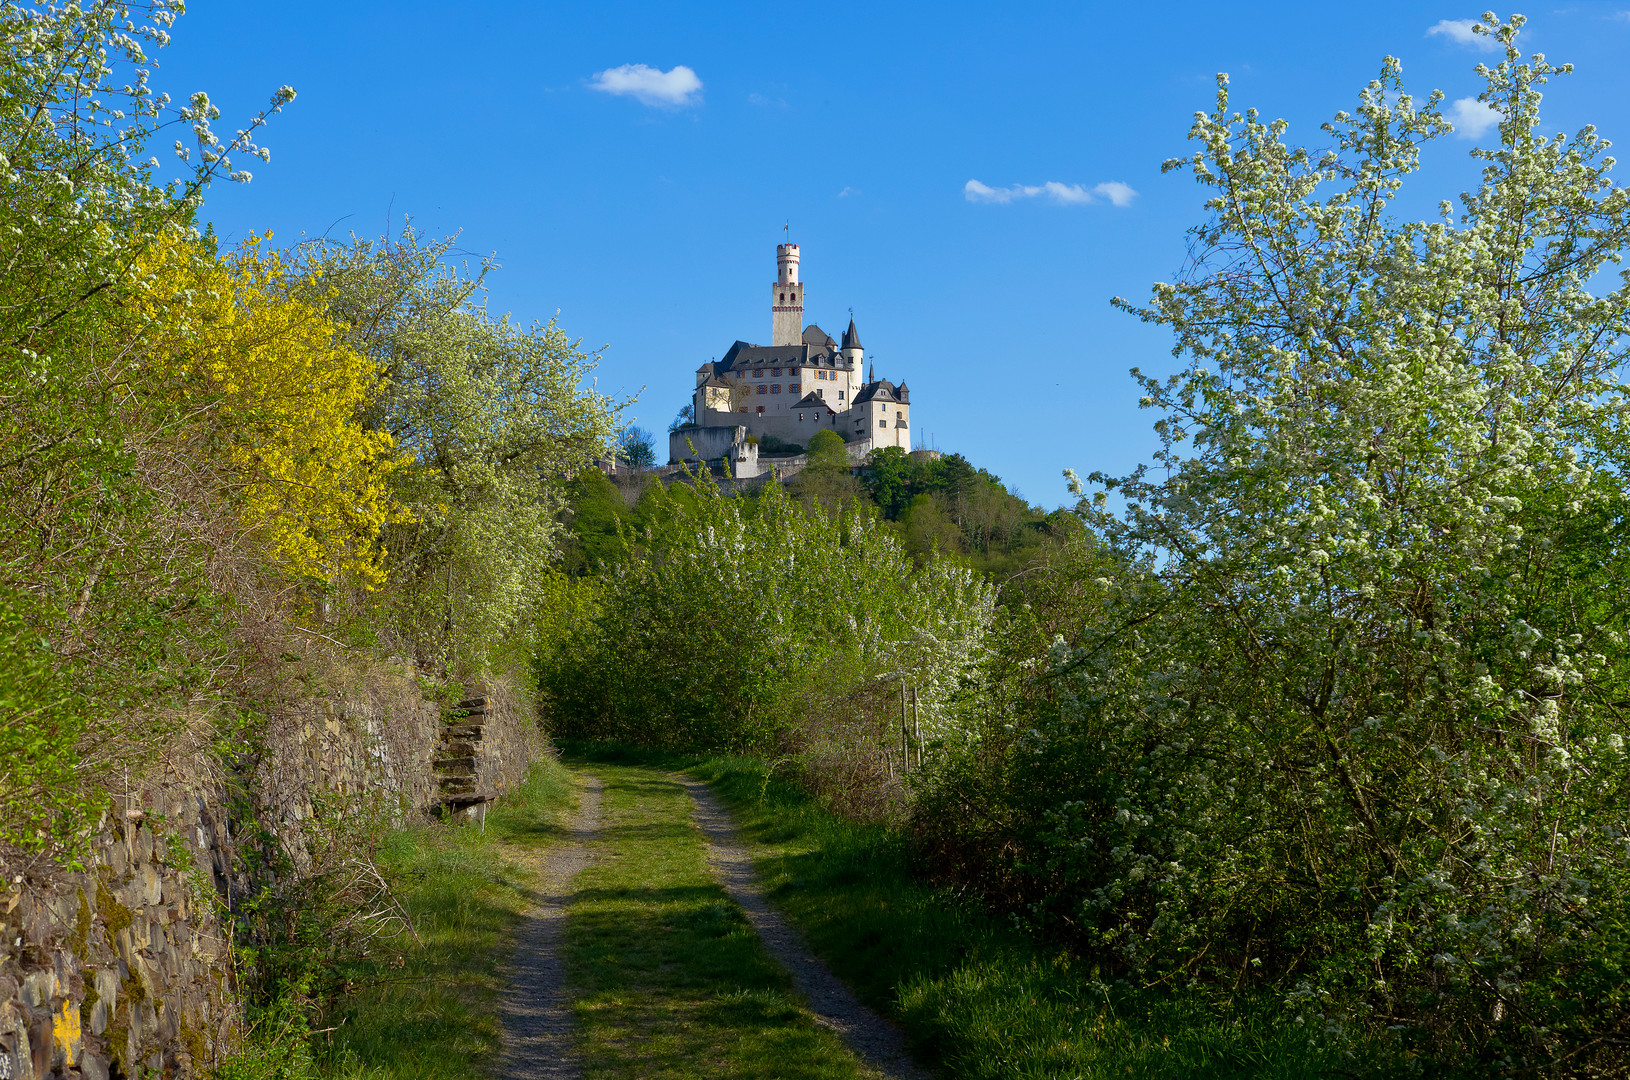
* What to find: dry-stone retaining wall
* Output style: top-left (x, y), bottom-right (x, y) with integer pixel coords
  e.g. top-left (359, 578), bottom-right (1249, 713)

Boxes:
top-left (0, 661), bottom-right (537, 1080)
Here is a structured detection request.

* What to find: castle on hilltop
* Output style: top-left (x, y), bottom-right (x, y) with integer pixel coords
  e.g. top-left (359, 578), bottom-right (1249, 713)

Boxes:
top-left (669, 242), bottom-right (912, 476)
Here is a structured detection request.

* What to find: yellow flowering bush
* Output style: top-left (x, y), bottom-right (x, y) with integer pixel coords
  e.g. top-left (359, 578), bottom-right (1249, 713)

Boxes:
top-left (139, 231), bottom-right (404, 586)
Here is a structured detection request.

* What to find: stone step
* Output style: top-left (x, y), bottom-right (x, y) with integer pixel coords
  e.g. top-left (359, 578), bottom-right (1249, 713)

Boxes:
top-left (440, 722), bottom-right (484, 741)
top-left (433, 757), bottom-right (476, 776)
top-left (439, 776), bottom-right (477, 795)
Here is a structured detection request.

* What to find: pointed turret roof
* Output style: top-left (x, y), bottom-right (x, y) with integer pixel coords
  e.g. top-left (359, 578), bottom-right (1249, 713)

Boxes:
top-left (841, 316), bottom-right (862, 352)
top-left (853, 378), bottom-right (900, 405)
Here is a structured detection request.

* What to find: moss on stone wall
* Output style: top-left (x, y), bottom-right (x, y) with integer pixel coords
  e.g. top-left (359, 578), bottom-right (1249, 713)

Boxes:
top-left (72, 888), bottom-right (91, 958)
top-left (96, 873), bottom-right (132, 939)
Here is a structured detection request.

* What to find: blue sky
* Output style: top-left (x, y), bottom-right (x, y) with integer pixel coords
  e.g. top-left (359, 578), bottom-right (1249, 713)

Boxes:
top-left (160, 3), bottom-right (1630, 508)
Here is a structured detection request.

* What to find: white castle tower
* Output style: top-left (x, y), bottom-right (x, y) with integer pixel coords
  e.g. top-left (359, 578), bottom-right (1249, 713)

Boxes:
top-left (771, 243), bottom-right (804, 346)
top-left (672, 240), bottom-right (915, 473)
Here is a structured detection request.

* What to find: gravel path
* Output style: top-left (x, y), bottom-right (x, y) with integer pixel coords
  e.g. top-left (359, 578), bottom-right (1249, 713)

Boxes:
top-left (498, 773), bottom-right (602, 1080)
top-left (678, 775), bottom-right (933, 1080)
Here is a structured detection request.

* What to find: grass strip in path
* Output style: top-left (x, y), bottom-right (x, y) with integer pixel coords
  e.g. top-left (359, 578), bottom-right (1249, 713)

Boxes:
top-left (499, 772), bottom-right (604, 1080)
top-left (562, 763), bottom-right (887, 1080)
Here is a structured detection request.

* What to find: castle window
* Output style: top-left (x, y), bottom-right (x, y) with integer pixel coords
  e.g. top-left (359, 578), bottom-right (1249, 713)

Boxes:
top-left (757, 405), bottom-right (765, 414)
top-left (754, 369), bottom-right (763, 377)
top-left (798, 412), bottom-right (805, 421)
top-left (757, 385), bottom-right (767, 394)
top-left (772, 368), bottom-right (781, 377)
top-left (779, 293), bottom-right (785, 303)
top-left (740, 407), bottom-right (748, 413)
top-left (838, 390), bottom-right (845, 399)
top-left (771, 384), bottom-right (780, 394)
top-left (879, 420), bottom-right (886, 428)
top-left (816, 388), bottom-right (824, 398)
top-left (897, 411), bottom-right (903, 418)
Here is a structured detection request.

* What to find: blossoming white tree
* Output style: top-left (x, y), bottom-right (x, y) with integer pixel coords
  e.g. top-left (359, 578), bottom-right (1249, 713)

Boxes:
top-left (291, 227), bottom-right (626, 676)
top-left (932, 13), bottom-right (1630, 1069)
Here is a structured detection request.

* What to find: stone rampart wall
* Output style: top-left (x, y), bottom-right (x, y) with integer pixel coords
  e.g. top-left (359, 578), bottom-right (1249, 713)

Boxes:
top-left (0, 662), bottom-right (537, 1080)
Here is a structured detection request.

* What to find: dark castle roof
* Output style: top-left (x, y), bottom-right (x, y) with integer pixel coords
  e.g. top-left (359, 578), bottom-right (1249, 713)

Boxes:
top-left (802, 324), bottom-right (836, 347)
top-left (708, 338), bottom-right (856, 379)
top-left (854, 378), bottom-right (909, 405)
top-left (841, 316), bottom-right (862, 352)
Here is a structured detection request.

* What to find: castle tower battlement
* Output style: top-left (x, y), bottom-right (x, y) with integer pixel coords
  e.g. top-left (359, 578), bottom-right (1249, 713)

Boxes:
top-left (772, 243), bottom-right (803, 346)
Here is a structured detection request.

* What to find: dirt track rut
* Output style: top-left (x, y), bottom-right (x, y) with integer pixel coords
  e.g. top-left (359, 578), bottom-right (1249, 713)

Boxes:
top-left (498, 772), bottom-right (603, 1080)
top-left (678, 774), bottom-right (932, 1080)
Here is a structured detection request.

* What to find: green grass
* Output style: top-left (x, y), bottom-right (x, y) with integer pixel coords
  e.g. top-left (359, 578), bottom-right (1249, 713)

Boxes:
top-left (665, 752), bottom-right (1407, 1080)
top-left (311, 757), bottom-right (578, 1080)
top-left (246, 741), bottom-right (1405, 1079)
top-left (562, 763), bottom-right (883, 1079)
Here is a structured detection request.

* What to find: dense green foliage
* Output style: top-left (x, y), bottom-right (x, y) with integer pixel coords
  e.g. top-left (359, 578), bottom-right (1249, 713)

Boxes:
top-left (861, 447), bottom-right (1048, 575)
top-left (558, 443), bottom-right (1051, 584)
top-left (916, 19), bottom-right (1630, 1073)
top-left (292, 228), bottom-right (622, 677)
top-left (0, 3), bottom-right (295, 850)
top-left (853, 447), bottom-right (1049, 576)
top-left (544, 474), bottom-right (994, 751)
top-left (0, 7), bottom-right (617, 852)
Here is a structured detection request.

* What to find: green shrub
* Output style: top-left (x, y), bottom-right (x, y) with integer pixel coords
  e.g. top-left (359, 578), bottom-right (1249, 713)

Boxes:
top-left (541, 476), bottom-right (993, 752)
top-left (295, 227), bottom-right (623, 681)
top-left (917, 23), bottom-right (1630, 1073)
top-left (0, 3), bottom-right (293, 853)
top-left (757, 435), bottom-right (805, 455)
top-left (0, 602), bottom-right (94, 851)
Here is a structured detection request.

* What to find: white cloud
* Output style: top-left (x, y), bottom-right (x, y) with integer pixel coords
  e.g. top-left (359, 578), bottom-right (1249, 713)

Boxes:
top-left (1092, 181), bottom-right (1138, 207)
top-left (1448, 96), bottom-right (1501, 138)
top-left (837, 186), bottom-right (856, 198)
top-left (1426, 18), bottom-right (1499, 51)
top-left (963, 180), bottom-right (1000, 202)
top-left (964, 178), bottom-right (1137, 207)
top-left (589, 64), bottom-right (702, 107)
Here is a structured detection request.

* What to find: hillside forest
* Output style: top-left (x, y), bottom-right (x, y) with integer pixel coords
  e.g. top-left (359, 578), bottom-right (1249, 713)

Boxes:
top-left (5, 6), bottom-right (1630, 1077)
